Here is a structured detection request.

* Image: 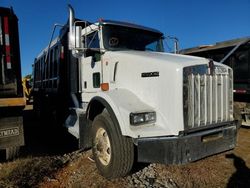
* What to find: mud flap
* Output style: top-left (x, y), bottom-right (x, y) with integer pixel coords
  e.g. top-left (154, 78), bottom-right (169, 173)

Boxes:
top-left (0, 116), bottom-right (24, 150)
top-left (79, 114), bottom-right (92, 150)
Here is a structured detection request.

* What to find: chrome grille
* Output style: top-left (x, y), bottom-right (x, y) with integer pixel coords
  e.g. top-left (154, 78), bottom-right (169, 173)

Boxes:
top-left (183, 65), bottom-right (233, 130)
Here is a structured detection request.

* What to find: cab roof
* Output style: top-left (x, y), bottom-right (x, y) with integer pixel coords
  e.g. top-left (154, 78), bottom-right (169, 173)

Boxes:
top-left (98, 19), bottom-right (163, 36)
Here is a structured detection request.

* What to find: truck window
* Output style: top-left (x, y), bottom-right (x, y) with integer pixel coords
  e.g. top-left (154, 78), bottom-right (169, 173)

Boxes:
top-left (85, 31), bottom-right (101, 61)
top-left (102, 24), bottom-right (164, 52)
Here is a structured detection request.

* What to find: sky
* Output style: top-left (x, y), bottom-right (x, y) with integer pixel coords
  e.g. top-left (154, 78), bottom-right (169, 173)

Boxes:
top-left (1, 0), bottom-right (250, 76)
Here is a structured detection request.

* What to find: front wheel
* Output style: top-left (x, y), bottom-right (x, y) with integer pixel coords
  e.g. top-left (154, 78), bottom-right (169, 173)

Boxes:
top-left (92, 110), bottom-right (134, 179)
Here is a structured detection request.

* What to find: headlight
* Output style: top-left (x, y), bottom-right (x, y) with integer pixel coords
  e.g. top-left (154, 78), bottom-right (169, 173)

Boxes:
top-left (130, 112), bottom-right (156, 125)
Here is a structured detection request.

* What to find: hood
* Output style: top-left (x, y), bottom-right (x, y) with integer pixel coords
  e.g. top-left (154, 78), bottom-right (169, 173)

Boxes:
top-left (101, 50), bottom-right (232, 137)
top-left (106, 50), bottom-right (210, 67)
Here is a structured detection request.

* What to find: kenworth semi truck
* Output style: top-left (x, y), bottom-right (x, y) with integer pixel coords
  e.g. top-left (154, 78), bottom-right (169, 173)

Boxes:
top-left (32, 5), bottom-right (237, 178)
top-left (0, 7), bottom-right (25, 160)
top-left (181, 37), bottom-right (250, 127)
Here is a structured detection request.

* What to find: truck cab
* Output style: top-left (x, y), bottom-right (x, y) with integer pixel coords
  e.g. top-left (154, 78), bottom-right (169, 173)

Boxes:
top-left (68, 6), bottom-right (237, 178)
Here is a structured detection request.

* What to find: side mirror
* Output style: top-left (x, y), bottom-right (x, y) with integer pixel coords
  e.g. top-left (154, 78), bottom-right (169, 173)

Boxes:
top-left (75, 26), bottom-right (83, 49)
top-left (165, 35), bottom-right (179, 54)
top-left (68, 5), bottom-right (84, 57)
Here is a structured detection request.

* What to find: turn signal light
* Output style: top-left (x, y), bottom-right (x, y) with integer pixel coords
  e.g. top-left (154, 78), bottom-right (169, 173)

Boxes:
top-left (101, 83), bottom-right (109, 91)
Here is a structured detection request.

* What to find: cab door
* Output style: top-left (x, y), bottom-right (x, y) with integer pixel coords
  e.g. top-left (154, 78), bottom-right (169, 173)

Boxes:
top-left (81, 30), bottom-right (102, 100)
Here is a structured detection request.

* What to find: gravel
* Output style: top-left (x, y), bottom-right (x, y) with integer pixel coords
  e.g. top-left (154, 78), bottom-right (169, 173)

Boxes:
top-left (1, 128), bottom-right (250, 187)
top-left (124, 164), bottom-right (178, 188)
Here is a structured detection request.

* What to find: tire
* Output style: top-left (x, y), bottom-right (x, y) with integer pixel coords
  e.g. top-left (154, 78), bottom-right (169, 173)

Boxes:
top-left (92, 110), bottom-right (134, 179)
top-left (6, 146), bottom-right (20, 160)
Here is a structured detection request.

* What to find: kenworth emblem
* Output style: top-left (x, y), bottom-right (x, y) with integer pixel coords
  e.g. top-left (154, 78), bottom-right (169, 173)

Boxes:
top-left (215, 66), bottom-right (228, 75)
top-left (141, 71), bottom-right (159, 78)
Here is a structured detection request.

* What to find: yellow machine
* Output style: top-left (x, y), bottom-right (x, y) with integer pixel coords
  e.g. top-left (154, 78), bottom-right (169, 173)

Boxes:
top-left (22, 75), bottom-right (32, 103)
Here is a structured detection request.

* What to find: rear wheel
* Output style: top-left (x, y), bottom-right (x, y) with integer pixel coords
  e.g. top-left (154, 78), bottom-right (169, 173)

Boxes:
top-left (92, 110), bottom-right (134, 179)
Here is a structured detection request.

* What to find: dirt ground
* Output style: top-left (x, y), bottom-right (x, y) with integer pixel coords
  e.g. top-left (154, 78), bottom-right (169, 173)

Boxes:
top-left (0, 106), bottom-right (250, 188)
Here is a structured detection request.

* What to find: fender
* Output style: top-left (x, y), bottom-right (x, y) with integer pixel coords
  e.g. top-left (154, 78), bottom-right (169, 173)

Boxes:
top-left (87, 89), bottom-right (156, 138)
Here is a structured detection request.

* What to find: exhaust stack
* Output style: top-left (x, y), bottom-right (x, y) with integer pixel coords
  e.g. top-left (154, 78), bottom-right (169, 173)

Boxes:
top-left (68, 4), bottom-right (75, 50)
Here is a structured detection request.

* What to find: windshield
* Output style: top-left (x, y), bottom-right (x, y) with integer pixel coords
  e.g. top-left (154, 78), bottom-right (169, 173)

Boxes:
top-left (102, 24), bottom-right (164, 52)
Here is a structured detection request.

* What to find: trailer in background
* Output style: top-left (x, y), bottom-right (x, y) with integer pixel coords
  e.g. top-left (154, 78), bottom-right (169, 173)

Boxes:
top-left (0, 7), bottom-right (25, 160)
top-left (181, 37), bottom-right (250, 127)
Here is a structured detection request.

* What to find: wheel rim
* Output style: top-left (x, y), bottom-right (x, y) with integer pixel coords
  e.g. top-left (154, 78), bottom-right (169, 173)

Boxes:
top-left (95, 127), bottom-right (111, 166)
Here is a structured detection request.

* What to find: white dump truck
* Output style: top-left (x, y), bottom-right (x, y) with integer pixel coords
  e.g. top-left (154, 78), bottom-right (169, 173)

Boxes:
top-left (32, 5), bottom-right (237, 178)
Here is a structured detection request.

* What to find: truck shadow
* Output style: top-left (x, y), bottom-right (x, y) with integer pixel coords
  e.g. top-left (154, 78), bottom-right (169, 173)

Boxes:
top-left (21, 107), bottom-right (78, 157)
top-left (0, 107), bottom-right (79, 187)
top-left (226, 154), bottom-right (250, 188)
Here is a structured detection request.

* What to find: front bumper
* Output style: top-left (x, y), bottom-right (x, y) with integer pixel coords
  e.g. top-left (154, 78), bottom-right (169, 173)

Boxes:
top-left (137, 123), bottom-right (237, 164)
